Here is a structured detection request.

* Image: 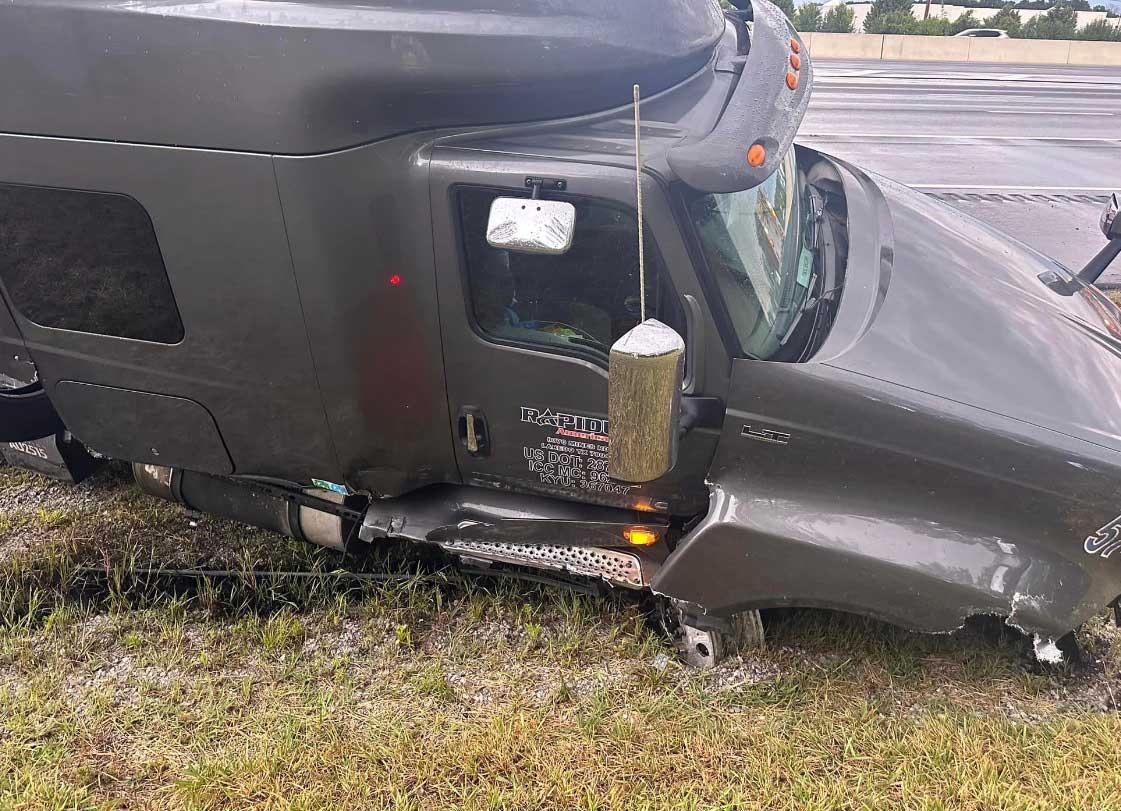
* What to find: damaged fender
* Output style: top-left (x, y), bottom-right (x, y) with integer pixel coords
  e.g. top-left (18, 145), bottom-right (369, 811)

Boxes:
top-left (654, 164), bottom-right (1121, 657)
top-left (651, 361), bottom-right (1121, 650)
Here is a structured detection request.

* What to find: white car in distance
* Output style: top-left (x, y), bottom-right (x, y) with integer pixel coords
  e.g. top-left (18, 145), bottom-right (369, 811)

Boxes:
top-left (953, 28), bottom-right (1010, 37)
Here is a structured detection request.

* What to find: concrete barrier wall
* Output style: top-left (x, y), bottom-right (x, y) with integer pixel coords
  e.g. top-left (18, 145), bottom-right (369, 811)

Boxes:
top-left (799, 33), bottom-right (884, 59)
top-left (1069, 40), bottom-right (1121, 65)
top-left (802, 33), bottom-right (1121, 66)
top-left (975, 38), bottom-right (1071, 64)
top-left (883, 33), bottom-right (972, 62)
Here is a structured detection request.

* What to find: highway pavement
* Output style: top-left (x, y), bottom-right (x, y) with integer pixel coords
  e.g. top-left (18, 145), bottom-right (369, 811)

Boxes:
top-left (801, 60), bottom-right (1121, 284)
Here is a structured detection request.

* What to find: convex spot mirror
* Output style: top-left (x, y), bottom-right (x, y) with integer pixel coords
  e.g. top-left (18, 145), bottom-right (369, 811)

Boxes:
top-left (487, 197), bottom-right (576, 255)
top-left (1102, 192), bottom-right (1120, 240)
top-left (608, 319), bottom-right (685, 484)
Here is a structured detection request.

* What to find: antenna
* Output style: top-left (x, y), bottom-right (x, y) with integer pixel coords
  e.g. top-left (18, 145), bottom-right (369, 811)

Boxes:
top-left (633, 84), bottom-right (646, 323)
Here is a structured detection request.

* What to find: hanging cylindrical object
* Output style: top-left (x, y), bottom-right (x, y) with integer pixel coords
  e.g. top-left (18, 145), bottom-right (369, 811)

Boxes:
top-left (607, 319), bottom-right (684, 483)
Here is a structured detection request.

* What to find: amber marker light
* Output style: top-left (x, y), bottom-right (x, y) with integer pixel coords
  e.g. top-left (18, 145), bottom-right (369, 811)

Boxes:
top-left (790, 53), bottom-right (801, 70)
top-left (786, 72), bottom-right (798, 90)
top-left (790, 38), bottom-right (800, 53)
top-left (747, 143), bottom-right (767, 167)
top-left (624, 527), bottom-right (659, 547)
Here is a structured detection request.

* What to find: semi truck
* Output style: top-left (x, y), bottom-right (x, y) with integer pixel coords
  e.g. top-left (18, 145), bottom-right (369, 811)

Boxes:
top-left (2, 0), bottom-right (1121, 666)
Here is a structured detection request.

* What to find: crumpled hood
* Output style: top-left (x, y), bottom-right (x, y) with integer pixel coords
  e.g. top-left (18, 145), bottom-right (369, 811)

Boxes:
top-left (828, 176), bottom-right (1121, 453)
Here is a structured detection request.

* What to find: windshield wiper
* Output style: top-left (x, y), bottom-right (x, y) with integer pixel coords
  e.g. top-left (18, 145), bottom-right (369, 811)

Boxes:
top-left (778, 188), bottom-right (834, 347)
top-left (779, 272), bottom-right (818, 346)
top-left (781, 281), bottom-right (845, 346)
top-left (777, 187), bottom-right (824, 316)
top-left (805, 188), bottom-right (825, 252)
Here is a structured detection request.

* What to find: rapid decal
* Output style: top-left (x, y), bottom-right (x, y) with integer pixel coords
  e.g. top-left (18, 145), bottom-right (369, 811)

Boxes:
top-left (518, 406), bottom-right (632, 495)
top-left (520, 407), bottom-right (608, 442)
top-left (1084, 513), bottom-right (1121, 558)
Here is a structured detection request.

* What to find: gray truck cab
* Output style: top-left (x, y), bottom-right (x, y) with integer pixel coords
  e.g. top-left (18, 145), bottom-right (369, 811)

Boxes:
top-left (3, 0), bottom-right (1121, 666)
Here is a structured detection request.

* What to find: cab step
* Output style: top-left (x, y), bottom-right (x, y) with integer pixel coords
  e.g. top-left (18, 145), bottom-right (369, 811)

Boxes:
top-left (360, 484), bottom-right (665, 589)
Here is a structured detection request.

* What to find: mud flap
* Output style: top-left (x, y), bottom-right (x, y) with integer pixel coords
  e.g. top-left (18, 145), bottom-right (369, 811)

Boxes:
top-left (0, 385), bottom-right (65, 443)
top-left (1, 432), bottom-right (103, 483)
top-left (0, 291), bottom-right (64, 442)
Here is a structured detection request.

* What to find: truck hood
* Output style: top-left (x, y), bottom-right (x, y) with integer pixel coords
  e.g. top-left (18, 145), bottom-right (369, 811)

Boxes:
top-left (825, 175), bottom-right (1121, 453)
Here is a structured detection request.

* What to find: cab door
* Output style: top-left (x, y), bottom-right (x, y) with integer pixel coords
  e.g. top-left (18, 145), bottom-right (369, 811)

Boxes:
top-left (429, 153), bottom-right (728, 517)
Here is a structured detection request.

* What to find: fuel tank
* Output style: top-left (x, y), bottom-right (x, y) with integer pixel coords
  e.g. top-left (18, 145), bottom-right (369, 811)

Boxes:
top-left (0, 0), bottom-right (725, 154)
top-left (654, 166), bottom-right (1121, 647)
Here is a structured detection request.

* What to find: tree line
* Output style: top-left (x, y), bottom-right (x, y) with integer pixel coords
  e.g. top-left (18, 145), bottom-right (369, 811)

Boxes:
top-left (768, 0), bottom-right (1121, 39)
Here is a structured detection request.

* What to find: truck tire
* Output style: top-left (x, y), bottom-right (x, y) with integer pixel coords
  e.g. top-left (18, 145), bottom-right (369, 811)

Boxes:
top-left (0, 382), bottom-right (64, 442)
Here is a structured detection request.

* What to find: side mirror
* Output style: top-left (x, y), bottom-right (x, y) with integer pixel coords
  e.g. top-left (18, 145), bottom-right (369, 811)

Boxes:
top-left (1102, 192), bottom-right (1120, 240)
top-left (1079, 192), bottom-right (1121, 283)
top-left (608, 319), bottom-right (685, 483)
top-left (486, 197), bottom-right (576, 255)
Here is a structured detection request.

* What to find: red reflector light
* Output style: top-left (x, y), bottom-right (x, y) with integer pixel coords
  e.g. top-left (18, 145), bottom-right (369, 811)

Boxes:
top-left (389, 274), bottom-right (402, 286)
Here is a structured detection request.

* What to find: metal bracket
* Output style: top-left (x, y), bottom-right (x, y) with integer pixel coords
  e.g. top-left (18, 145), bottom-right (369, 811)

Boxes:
top-left (235, 478), bottom-right (367, 522)
top-left (426, 518), bottom-right (667, 549)
top-left (671, 600), bottom-right (765, 669)
top-left (525, 176), bottom-right (567, 198)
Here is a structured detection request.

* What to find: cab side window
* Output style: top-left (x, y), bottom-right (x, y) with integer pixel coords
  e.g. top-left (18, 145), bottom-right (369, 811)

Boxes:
top-left (0, 183), bottom-right (183, 343)
top-left (458, 187), bottom-right (682, 362)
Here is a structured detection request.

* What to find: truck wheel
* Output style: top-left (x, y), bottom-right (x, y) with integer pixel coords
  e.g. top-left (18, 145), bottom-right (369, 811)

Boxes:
top-left (0, 382), bottom-right (64, 442)
top-left (660, 598), bottom-right (765, 668)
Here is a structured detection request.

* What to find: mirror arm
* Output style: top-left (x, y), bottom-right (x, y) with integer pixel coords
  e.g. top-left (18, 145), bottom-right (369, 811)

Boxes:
top-left (524, 176), bottom-right (567, 197)
top-left (678, 396), bottom-right (725, 438)
top-left (681, 294), bottom-right (704, 395)
top-left (1078, 239), bottom-right (1121, 285)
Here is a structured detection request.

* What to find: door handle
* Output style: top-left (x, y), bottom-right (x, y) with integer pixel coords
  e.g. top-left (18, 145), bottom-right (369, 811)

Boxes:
top-left (457, 407), bottom-right (490, 457)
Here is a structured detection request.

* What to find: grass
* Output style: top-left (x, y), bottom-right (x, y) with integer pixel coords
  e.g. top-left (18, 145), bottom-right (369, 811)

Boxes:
top-left (3, 464), bottom-right (1121, 809)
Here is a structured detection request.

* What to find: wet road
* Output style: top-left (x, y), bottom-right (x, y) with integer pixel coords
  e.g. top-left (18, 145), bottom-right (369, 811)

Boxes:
top-left (801, 60), bottom-right (1121, 284)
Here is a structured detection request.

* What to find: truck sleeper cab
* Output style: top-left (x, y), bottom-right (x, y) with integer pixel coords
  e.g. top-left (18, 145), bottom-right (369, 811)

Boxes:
top-left (3, 0), bottom-right (1121, 666)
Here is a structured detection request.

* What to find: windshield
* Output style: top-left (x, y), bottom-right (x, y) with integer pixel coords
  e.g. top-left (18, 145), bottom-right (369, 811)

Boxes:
top-left (688, 148), bottom-right (813, 360)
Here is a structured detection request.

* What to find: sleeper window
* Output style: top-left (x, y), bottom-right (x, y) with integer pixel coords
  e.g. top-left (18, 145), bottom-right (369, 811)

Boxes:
top-left (0, 183), bottom-right (183, 343)
top-left (458, 188), bottom-right (682, 362)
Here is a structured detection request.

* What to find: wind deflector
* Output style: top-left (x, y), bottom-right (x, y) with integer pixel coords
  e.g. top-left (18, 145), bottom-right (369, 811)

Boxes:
top-left (667, 0), bottom-right (812, 194)
top-left (0, 0), bottom-right (725, 154)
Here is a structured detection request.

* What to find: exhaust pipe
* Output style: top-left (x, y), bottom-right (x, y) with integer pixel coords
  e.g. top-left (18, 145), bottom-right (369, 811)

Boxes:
top-left (133, 464), bottom-right (353, 551)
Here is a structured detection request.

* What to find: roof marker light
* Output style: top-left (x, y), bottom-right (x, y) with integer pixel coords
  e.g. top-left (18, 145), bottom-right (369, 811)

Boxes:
top-left (790, 53), bottom-right (801, 70)
top-left (786, 72), bottom-right (798, 90)
top-left (790, 38), bottom-right (801, 54)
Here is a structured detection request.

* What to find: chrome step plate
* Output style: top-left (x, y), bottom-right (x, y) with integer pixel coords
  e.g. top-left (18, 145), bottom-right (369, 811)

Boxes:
top-left (437, 540), bottom-right (644, 588)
